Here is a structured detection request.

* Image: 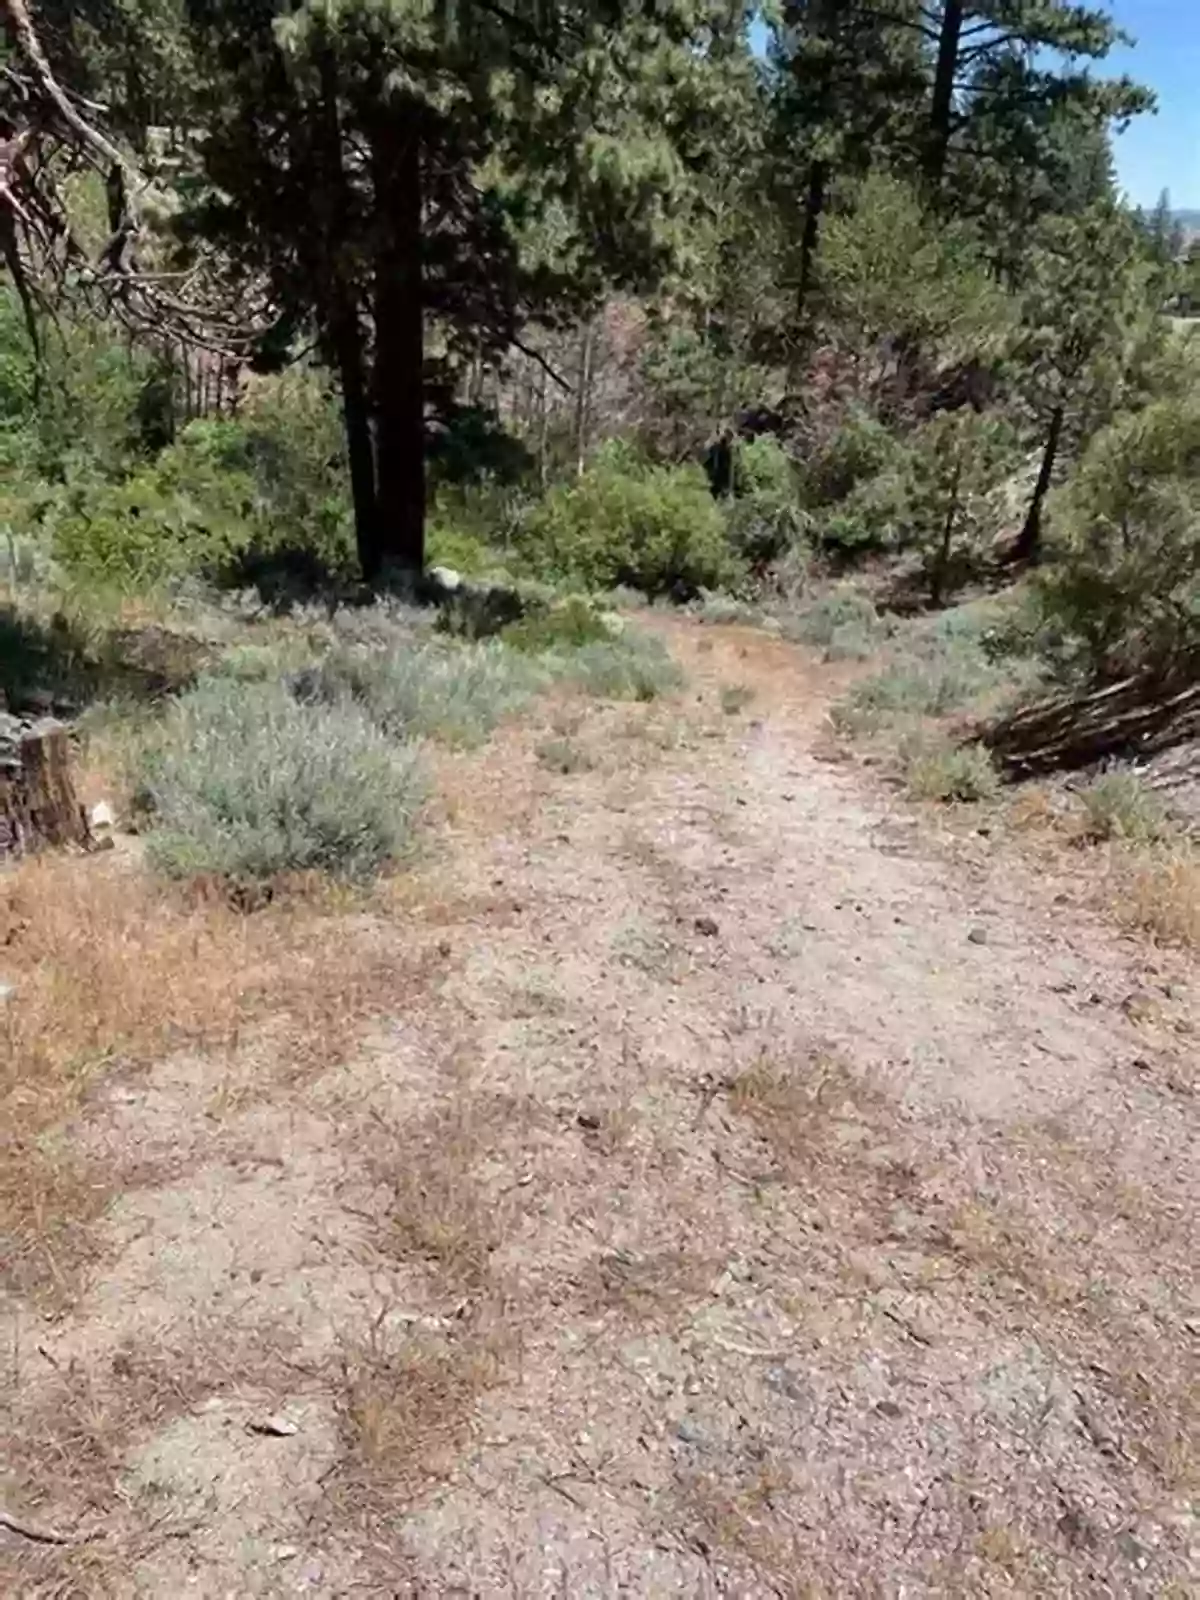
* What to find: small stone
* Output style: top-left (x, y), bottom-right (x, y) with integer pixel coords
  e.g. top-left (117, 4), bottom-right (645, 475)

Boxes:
top-left (0, 980), bottom-right (15, 1004)
top-left (875, 1399), bottom-right (903, 1419)
top-left (247, 1413), bottom-right (299, 1437)
top-left (90, 800), bottom-right (116, 832)
top-left (428, 564), bottom-right (463, 593)
top-left (694, 916), bottom-right (720, 938)
top-left (576, 1112), bottom-right (601, 1131)
top-left (967, 926), bottom-right (988, 945)
top-left (675, 1417), bottom-right (705, 1445)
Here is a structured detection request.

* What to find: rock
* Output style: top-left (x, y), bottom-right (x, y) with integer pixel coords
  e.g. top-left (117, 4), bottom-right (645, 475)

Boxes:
top-left (246, 1413), bottom-right (299, 1437)
top-left (674, 1417), bottom-right (705, 1446)
top-left (0, 980), bottom-right (15, 1004)
top-left (967, 926), bottom-right (988, 945)
top-left (694, 916), bottom-right (720, 938)
top-left (90, 800), bottom-right (116, 832)
top-left (428, 564), bottom-right (463, 594)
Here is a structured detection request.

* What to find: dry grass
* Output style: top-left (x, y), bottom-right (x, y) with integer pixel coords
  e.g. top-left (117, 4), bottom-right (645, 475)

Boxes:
top-left (0, 850), bottom-right (439, 1303)
top-left (1107, 843), bottom-right (1200, 947)
top-left (728, 1049), bottom-right (889, 1178)
top-left (336, 1317), bottom-right (504, 1496)
top-left (372, 1101), bottom-right (515, 1292)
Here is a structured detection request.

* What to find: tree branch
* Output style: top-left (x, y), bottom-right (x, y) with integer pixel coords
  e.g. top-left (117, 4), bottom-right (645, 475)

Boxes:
top-left (512, 335), bottom-right (572, 393)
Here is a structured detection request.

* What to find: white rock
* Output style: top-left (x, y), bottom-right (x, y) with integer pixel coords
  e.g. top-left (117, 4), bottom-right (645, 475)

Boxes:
top-left (428, 564), bottom-right (463, 594)
top-left (90, 800), bottom-right (116, 831)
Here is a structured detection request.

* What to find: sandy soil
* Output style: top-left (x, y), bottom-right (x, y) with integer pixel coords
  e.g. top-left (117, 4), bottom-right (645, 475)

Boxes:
top-left (3, 621), bottom-right (1196, 1597)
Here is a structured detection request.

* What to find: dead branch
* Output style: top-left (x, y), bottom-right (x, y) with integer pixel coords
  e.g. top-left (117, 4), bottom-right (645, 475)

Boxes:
top-left (0, 0), bottom-right (271, 371)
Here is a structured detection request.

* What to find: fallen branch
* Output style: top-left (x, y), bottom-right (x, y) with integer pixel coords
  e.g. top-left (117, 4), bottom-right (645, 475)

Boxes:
top-left (0, 1505), bottom-right (82, 1545)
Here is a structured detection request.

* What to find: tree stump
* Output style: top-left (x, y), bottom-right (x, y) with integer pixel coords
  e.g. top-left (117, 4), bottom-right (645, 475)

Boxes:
top-left (0, 715), bottom-right (90, 856)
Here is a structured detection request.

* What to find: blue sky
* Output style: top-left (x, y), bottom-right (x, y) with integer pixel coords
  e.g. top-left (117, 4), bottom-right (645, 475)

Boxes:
top-left (1104, 2), bottom-right (1200, 210)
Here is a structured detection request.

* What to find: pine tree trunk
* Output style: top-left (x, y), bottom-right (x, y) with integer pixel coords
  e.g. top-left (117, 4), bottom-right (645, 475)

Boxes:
top-left (1014, 405), bottom-right (1064, 564)
top-left (574, 320), bottom-right (595, 477)
top-left (931, 455), bottom-right (963, 608)
top-left (927, 0), bottom-right (964, 188)
top-left (315, 43), bottom-right (382, 582)
top-left (372, 106), bottom-right (425, 577)
top-left (796, 157), bottom-right (828, 325)
top-left (332, 309), bottom-right (381, 581)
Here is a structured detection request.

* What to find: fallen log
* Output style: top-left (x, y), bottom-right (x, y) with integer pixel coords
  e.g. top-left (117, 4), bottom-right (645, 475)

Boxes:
top-left (0, 713), bottom-right (90, 855)
top-left (978, 656), bottom-right (1200, 779)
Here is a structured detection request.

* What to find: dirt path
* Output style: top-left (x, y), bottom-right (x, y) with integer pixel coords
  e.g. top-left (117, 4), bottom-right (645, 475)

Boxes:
top-left (4, 623), bottom-right (1196, 1597)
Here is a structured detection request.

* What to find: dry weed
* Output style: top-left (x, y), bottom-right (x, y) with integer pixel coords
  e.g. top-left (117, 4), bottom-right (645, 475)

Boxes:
top-left (1108, 843), bottom-right (1200, 947)
top-left (329, 1312), bottom-right (505, 1520)
top-left (676, 1455), bottom-right (810, 1593)
top-left (728, 1049), bottom-right (887, 1176)
top-left (0, 852), bottom-right (438, 1302)
top-left (373, 1102), bottom-right (513, 1292)
top-left (577, 1245), bottom-right (717, 1326)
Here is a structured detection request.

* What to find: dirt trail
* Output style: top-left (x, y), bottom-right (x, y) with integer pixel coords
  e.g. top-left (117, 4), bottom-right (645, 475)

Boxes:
top-left (4, 622), bottom-right (1197, 1597)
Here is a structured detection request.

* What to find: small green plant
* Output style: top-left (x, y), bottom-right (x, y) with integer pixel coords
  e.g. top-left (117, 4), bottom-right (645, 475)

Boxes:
top-left (719, 682), bottom-right (755, 715)
top-left (138, 675), bottom-right (424, 883)
top-left (1079, 770), bottom-right (1171, 844)
top-left (536, 735), bottom-right (595, 774)
top-left (902, 737), bottom-right (1000, 802)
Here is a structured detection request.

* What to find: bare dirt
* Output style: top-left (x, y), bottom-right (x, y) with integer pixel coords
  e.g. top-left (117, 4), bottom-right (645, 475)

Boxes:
top-left (3, 620), bottom-right (1196, 1597)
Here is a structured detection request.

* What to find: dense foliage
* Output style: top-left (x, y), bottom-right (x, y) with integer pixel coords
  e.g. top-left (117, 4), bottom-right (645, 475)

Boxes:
top-left (1, 0), bottom-right (1197, 681)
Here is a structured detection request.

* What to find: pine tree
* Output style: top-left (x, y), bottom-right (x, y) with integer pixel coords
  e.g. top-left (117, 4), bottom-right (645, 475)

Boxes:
top-left (919, 1), bottom-right (1151, 194)
top-left (178, 0), bottom-right (751, 580)
top-left (1010, 202), bottom-right (1149, 562)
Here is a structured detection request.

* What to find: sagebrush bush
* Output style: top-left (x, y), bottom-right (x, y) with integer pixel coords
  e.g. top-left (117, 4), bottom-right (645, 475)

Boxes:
top-left (781, 586), bottom-right (889, 656)
top-left (139, 676), bottom-right (423, 883)
top-left (500, 596), bottom-right (615, 653)
top-left (1078, 770), bottom-right (1171, 844)
top-left (301, 639), bottom-right (544, 747)
top-left (554, 630), bottom-right (684, 701)
top-left (519, 450), bottom-right (737, 595)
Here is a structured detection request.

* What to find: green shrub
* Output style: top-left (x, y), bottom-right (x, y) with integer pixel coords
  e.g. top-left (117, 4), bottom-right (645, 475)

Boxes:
top-left (804, 409), bottom-right (899, 507)
top-left (726, 436), bottom-right (811, 567)
top-left (50, 451), bottom-right (254, 590)
top-left (519, 453), bottom-right (737, 596)
top-left (902, 736), bottom-right (1000, 802)
top-left (1079, 770), bottom-right (1171, 844)
top-left (138, 676), bottom-right (423, 883)
top-left (837, 648), bottom-right (996, 730)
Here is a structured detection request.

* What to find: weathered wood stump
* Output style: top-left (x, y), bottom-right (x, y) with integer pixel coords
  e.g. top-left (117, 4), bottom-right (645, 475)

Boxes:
top-left (0, 715), bottom-right (89, 856)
